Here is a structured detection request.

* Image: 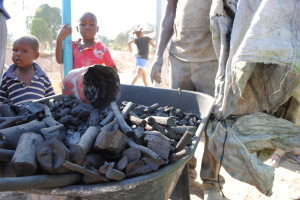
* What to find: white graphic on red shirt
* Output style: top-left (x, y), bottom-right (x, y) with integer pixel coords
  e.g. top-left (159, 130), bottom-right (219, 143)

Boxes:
top-left (94, 48), bottom-right (107, 59)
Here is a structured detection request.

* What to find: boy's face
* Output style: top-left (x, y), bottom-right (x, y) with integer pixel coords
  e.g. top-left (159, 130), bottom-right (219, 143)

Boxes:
top-left (77, 14), bottom-right (99, 40)
top-left (12, 40), bottom-right (39, 68)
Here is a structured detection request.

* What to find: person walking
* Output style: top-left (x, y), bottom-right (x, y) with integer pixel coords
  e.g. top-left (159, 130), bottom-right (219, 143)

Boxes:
top-left (150, 0), bottom-right (221, 199)
top-left (128, 26), bottom-right (156, 86)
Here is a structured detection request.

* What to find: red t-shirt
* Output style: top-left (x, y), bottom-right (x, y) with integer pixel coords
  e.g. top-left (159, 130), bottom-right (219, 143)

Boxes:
top-left (72, 39), bottom-right (115, 69)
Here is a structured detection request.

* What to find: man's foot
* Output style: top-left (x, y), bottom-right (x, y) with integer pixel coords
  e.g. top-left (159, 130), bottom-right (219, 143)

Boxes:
top-left (287, 153), bottom-right (300, 165)
top-left (188, 156), bottom-right (197, 185)
top-left (188, 168), bottom-right (197, 185)
top-left (269, 153), bottom-right (281, 167)
top-left (204, 189), bottom-right (224, 200)
top-left (296, 155), bottom-right (300, 163)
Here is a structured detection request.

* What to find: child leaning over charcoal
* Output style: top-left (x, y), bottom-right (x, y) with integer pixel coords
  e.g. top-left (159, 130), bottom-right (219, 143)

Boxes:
top-left (0, 35), bottom-right (55, 105)
top-left (55, 11), bottom-right (118, 72)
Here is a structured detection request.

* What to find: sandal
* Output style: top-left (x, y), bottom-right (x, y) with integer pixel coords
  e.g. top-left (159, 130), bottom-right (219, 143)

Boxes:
top-left (287, 153), bottom-right (300, 165)
top-left (269, 153), bottom-right (281, 167)
top-left (295, 155), bottom-right (300, 165)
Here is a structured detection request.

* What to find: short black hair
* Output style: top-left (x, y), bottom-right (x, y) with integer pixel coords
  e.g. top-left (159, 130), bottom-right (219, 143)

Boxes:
top-left (78, 12), bottom-right (97, 25)
top-left (14, 35), bottom-right (40, 52)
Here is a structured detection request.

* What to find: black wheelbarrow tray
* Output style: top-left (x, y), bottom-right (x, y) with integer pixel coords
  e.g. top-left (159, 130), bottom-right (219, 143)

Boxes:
top-left (23, 84), bottom-right (215, 200)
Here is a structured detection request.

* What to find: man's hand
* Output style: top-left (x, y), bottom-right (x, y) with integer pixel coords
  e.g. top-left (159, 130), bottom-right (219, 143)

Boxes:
top-left (150, 56), bottom-right (164, 84)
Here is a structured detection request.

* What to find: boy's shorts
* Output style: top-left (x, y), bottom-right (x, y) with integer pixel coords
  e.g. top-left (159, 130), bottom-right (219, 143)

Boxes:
top-left (136, 57), bottom-right (147, 69)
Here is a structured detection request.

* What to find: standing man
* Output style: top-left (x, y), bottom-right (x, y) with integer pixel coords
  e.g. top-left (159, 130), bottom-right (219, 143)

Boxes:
top-left (0, 0), bottom-right (10, 80)
top-left (150, 0), bottom-right (223, 199)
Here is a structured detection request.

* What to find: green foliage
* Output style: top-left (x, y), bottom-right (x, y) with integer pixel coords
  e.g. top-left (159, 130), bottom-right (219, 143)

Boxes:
top-left (25, 16), bottom-right (33, 33)
top-left (35, 4), bottom-right (62, 41)
top-left (27, 4), bottom-right (62, 52)
top-left (30, 18), bottom-right (51, 43)
top-left (95, 35), bottom-right (110, 46)
top-left (111, 23), bottom-right (156, 51)
top-left (113, 32), bottom-right (129, 50)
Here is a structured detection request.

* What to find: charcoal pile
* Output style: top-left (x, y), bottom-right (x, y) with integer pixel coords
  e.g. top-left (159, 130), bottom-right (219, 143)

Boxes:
top-left (0, 95), bottom-right (201, 190)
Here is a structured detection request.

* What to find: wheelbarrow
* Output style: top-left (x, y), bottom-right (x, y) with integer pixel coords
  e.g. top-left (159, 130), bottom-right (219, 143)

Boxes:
top-left (24, 84), bottom-right (215, 200)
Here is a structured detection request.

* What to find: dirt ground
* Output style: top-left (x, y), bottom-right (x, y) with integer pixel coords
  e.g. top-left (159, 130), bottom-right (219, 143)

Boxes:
top-left (1, 50), bottom-right (300, 200)
top-left (189, 138), bottom-right (300, 200)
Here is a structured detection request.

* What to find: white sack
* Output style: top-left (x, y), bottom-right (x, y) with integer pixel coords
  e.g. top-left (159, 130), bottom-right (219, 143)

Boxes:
top-left (208, 0), bottom-right (300, 196)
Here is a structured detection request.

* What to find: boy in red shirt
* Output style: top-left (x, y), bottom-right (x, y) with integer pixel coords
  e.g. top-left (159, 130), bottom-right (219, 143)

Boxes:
top-left (55, 12), bottom-right (118, 72)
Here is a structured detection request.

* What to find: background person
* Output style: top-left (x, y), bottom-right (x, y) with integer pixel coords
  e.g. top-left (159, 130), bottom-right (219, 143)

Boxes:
top-left (269, 94), bottom-right (300, 167)
top-left (150, 0), bottom-right (221, 199)
top-left (128, 26), bottom-right (156, 86)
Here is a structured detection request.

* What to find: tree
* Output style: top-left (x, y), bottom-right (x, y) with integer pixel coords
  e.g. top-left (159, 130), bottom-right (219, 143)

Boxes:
top-left (95, 35), bottom-right (110, 46)
top-left (30, 18), bottom-right (51, 52)
top-left (35, 4), bottom-right (61, 42)
top-left (112, 23), bottom-right (156, 51)
top-left (25, 16), bottom-right (33, 33)
top-left (27, 4), bottom-right (61, 53)
top-left (113, 32), bottom-right (128, 50)
top-left (6, 34), bottom-right (13, 49)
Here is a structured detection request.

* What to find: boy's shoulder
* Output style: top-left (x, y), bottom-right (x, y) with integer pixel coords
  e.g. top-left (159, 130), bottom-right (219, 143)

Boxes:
top-left (73, 38), bottom-right (82, 46)
top-left (3, 64), bottom-right (17, 79)
top-left (94, 40), bottom-right (104, 46)
top-left (72, 39), bottom-right (107, 49)
top-left (136, 36), bottom-right (151, 42)
top-left (94, 41), bottom-right (109, 50)
top-left (33, 63), bottom-right (47, 77)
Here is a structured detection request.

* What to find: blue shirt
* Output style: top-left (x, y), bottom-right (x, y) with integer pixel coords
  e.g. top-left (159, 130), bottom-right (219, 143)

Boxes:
top-left (0, 0), bottom-right (10, 19)
top-left (0, 63), bottom-right (55, 105)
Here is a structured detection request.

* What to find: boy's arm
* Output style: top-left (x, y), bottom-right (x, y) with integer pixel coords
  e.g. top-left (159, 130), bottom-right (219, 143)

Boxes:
top-left (43, 75), bottom-right (55, 96)
top-left (55, 23), bottom-right (72, 64)
top-left (128, 40), bottom-right (135, 53)
top-left (149, 40), bottom-right (156, 48)
top-left (0, 77), bottom-right (8, 102)
top-left (103, 48), bottom-right (118, 73)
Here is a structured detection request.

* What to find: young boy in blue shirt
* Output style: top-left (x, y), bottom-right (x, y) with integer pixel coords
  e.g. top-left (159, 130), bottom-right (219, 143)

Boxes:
top-left (0, 35), bottom-right (55, 104)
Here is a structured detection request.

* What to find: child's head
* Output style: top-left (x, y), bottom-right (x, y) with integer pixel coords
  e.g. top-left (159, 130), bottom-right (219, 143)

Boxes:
top-left (133, 26), bottom-right (144, 38)
top-left (77, 12), bottom-right (98, 40)
top-left (12, 35), bottom-right (40, 68)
